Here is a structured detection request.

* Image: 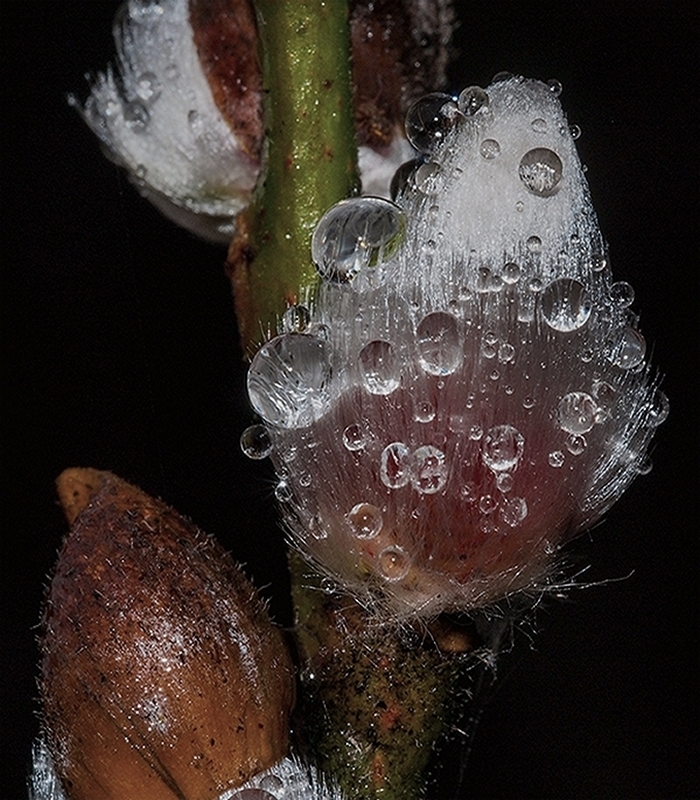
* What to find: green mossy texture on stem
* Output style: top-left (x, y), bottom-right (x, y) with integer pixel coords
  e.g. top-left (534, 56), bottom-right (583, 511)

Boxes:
top-left (241, 0), bottom-right (359, 347)
top-left (291, 554), bottom-right (471, 800)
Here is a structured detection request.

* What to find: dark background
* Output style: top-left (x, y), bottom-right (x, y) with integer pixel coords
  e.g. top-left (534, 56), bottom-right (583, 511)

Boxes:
top-left (2, 2), bottom-right (698, 798)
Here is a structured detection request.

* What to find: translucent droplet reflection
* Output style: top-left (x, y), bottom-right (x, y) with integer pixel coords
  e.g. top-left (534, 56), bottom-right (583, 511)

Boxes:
top-left (540, 278), bottom-right (591, 332)
top-left (557, 392), bottom-right (597, 435)
top-left (405, 92), bottom-right (459, 154)
top-left (482, 425), bottom-right (525, 472)
top-left (518, 148), bottom-right (563, 196)
top-left (240, 424), bottom-right (272, 460)
top-left (360, 340), bottom-right (400, 395)
top-left (346, 503), bottom-right (383, 539)
top-left (416, 312), bottom-right (461, 375)
top-left (411, 446), bottom-right (448, 494)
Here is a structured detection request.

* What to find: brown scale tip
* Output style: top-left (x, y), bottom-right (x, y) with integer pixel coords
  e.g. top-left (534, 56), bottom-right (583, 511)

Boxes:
top-left (41, 470), bottom-right (294, 800)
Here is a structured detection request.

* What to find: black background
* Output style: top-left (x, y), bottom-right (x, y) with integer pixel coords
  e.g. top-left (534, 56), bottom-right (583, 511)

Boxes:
top-left (1, 3), bottom-right (698, 798)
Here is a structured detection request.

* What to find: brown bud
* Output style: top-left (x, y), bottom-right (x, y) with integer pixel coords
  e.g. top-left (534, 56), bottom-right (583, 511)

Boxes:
top-left (41, 469), bottom-right (294, 800)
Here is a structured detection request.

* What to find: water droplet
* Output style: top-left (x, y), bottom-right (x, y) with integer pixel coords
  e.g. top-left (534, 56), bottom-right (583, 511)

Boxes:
top-left (411, 446), bottom-right (448, 494)
top-left (501, 496), bottom-right (528, 527)
top-left (531, 117), bottom-right (548, 132)
top-left (468, 425), bottom-right (483, 441)
top-left (260, 773), bottom-right (285, 793)
top-left (609, 281), bottom-right (635, 309)
top-left (540, 278), bottom-right (592, 331)
top-left (282, 304), bottom-right (311, 333)
top-left (461, 483), bottom-right (477, 502)
top-left (135, 72), bottom-right (161, 103)
top-left (479, 494), bottom-right (497, 514)
top-left (123, 101), bottom-right (150, 132)
top-left (547, 78), bottom-right (563, 96)
top-left (591, 253), bottom-right (608, 272)
top-left (479, 139), bottom-right (501, 159)
top-left (569, 124), bottom-right (581, 140)
top-left (489, 369), bottom-right (500, 381)
top-left (311, 197), bottom-right (405, 288)
top-left (497, 473), bottom-right (514, 493)
top-left (526, 235), bottom-right (542, 253)
top-left (458, 85), bottom-right (489, 115)
top-left (635, 455), bottom-right (653, 475)
top-left (416, 311), bottom-right (461, 375)
top-left (343, 423), bottom-right (368, 451)
top-left (380, 442), bottom-right (411, 488)
top-left (240, 424), bottom-right (272, 460)
top-left (557, 392), bottom-right (597, 434)
top-left (378, 546), bottom-right (410, 581)
top-left (230, 789), bottom-right (277, 800)
top-left (502, 262), bottom-right (521, 284)
top-left (414, 400), bottom-right (436, 423)
top-left (492, 71), bottom-right (513, 83)
top-left (390, 158), bottom-right (422, 200)
top-left (523, 396), bottom-right (536, 409)
top-left (275, 480), bottom-right (292, 502)
top-left (565, 434), bottom-right (587, 456)
top-left (299, 472), bottom-right (312, 487)
top-left (360, 340), bottom-right (401, 395)
top-left (528, 277), bottom-right (543, 292)
top-left (613, 327), bottom-right (646, 369)
top-left (134, 164), bottom-right (147, 180)
top-left (498, 343), bottom-right (515, 363)
top-left (548, 450), bottom-right (565, 468)
top-left (592, 379), bottom-right (616, 408)
top-left (405, 92), bottom-right (459, 153)
top-left (519, 148), bottom-right (563, 196)
top-left (648, 390), bottom-right (669, 426)
top-left (482, 425), bottom-right (525, 472)
top-left (247, 333), bottom-right (331, 428)
top-left (346, 503), bottom-right (383, 539)
top-left (413, 162), bottom-right (443, 194)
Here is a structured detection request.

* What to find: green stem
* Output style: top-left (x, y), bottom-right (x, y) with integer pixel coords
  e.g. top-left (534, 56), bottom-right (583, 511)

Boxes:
top-left (229, 0), bottom-right (359, 352)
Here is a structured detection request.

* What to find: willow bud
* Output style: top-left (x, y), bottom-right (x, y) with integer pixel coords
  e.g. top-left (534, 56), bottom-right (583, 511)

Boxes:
top-left (39, 469), bottom-right (294, 800)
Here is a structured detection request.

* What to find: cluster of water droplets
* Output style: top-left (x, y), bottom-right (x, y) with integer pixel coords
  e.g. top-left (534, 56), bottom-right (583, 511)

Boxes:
top-left (243, 75), bottom-right (665, 617)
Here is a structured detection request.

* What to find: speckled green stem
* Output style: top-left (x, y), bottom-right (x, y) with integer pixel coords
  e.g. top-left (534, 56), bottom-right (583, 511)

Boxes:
top-left (229, 0), bottom-right (359, 352)
top-left (290, 553), bottom-right (482, 800)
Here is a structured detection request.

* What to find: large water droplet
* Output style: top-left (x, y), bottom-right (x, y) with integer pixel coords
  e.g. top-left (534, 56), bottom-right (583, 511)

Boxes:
top-left (378, 546), bottom-right (411, 581)
top-left (416, 312), bottom-right (461, 375)
top-left (380, 442), bottom-right (411, 488)
top-left (413, 162), bottom-right (443, 194)
top-left (405, 92), bottom-right (459, 154)
top-left (609, 281), bottom-right (635, 308)
top-left (613, 326), bottom-right (646, 369)
top-left (346, 503), bottom-right (383, 539)
top-left (360, 340), bottom-right (401, 395)
top-left (540, 278), bottom-right (591, 331)
top-left (240, 424), bottom-right (272, 460)
top-left (123, 101), bottom-right (150, 132)
top-left (411, 446), bottom-right (448, 494)
top-left (557, 392), bottom-right (597, 434)
top-left (501, 496), bottom-right (528, 527)
top-left (518, 148), bottom-right (563, 196)
top-left (482, 425), bottom-right (525, 472)
top-left (311, 197), bottom-right (405, 288)
top-left (343, 423), bottom-right (368, 451)
top-left (457, 86), bottom-right (489, 115)
top-left (247, 333), bottom-right (331, 428)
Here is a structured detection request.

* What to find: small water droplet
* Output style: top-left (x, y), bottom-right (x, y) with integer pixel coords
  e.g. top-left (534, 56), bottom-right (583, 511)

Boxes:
top-left (528, 277), bottom-right (543, 293)
top-left (378, 546), bottom-right (411, 581)
top-left (648, 390), bottom-right (669, 426)
top-left (123, 101), bottom-right (150, 132)
top-left (591, 253), bottom-right (608, 272)
top-left (461, 483), bottom-right (477, 502)
top-left (497, 473), bottom-right (514, 493)
top-left (405, 92), bottom-right (459, 154)
top-left (360, 340), bottom-right (401, 395)
top-left (565, 434), bottom-right (587, 456)
top-left (492, 71), bottom-right (513, 83)
top-left (247, 333), bottom-right (331, 428)
top-left (548, 450), bottom-right (565, 468)
top-left (613, 327), bottom-right (646, 369)
top-left (299, 472), bottom-right (312, 487)
top-left (414, 400), bottom-right (436, 423)
top-left (609, 281), bottom-right (635, 309)
top-left (135, 72), bottom-right (161, 104)
top-left (519, 148), bottom-right (563, 196)
top-left (526, 235), bottom-right (542, 253)
top-left (259, 774), bottom-right (285, 792)
top-left (312, 197), bottom-right (405, 288)
top-left (540, 278), bottom-right (592, 331)
top-left (635, 454), bottom-right (653, 475)
top-left (482, 425), bottom-right (525, 472)
top-left (479, 494), bottom-right (497, 514)
top-left (557, 392), bottom-right (597, 434)
top-left (547, 78), bottom-right (563, 96)
top-left (468, 425), bottom-right (483, 441)
top-left (343, 423), bottom-right (368, 451)
top-left (411, 446), bottom-right (448, 494)
top-left (275, 480), bottom-right (292, 502)
top-left (523, 396), bottom-right (536, 409)
top-left (531, 117), bottom-right (548, 132)
top-left (346, 503), bottom-right (383, 539)
top-left (380, 442), bottom-right (411, 488)
top-left (240, 424), bottom-right (272, 460)
top-left (489, 369), bottom-right (500, 381)
top-left (479, 139), bottom-right (501, 159)
top-left (502, 262), bottom-right (521, 284)
top-left (501, 496), bottom-right (528, 527)
top-left (458, 85), bottom-right (490, 115)
top-left (416, 311), bottom-right (461, 375)
top-left (230, 789), bottom-right (277, 800)
top-left (569, 124), bottom-right (581, 140)
top-left (515, 200), bottom-right (525, 212)
top-left (282, 304), bottom-right (311, 333)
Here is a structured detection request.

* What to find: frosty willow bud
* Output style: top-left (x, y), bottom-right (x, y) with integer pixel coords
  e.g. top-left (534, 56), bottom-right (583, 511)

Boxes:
top-left (244, 77), bottom-right (667, 619)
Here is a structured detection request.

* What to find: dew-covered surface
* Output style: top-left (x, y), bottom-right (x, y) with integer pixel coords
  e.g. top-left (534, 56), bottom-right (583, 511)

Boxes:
top-left (245, 77), bottom-right (666, 619)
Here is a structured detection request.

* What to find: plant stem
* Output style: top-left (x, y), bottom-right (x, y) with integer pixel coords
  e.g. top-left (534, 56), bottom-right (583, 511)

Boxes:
top-left (228, 0), bottom-right (359, 353)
